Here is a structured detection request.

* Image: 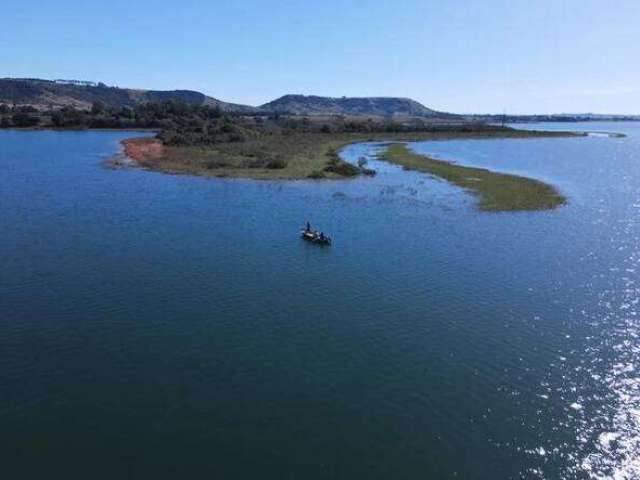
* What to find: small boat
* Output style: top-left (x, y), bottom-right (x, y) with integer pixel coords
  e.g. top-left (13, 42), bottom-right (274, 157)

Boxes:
top-left (301, 228), bottom-right (332, 246)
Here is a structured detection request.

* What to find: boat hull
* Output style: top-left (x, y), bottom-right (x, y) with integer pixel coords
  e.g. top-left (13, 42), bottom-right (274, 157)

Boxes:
top-left (300, 231), bottom-right (332, 246)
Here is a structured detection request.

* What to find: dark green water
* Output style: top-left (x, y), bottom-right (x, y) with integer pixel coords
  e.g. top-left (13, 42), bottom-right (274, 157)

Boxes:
top-left (1, 124), bottom-right (639, 479)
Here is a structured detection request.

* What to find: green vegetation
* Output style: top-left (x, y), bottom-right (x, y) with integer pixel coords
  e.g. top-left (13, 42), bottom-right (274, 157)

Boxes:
top-left (100, 101), bottom-right (576, 181)
top-left (11, 109), bottom-right (40, 127)
top-left (380, 143), bottom-right (566, 211)
top-left (135, 133), bottom-right (370, 179)
top-left (0, 99), bottom-right (233, 129)
top-left (130, 126), bottom-right (576, 182)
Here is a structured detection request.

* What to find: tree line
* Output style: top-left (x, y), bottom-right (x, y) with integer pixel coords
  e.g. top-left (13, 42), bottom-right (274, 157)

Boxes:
top-left (0, 100), bottom-right (496, 142)
top-left (0, 100), bottom-right (228, 130)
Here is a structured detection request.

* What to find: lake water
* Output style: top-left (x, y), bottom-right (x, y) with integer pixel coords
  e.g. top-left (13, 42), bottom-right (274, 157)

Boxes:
top-left (1, 123), bottom-right (639, 479)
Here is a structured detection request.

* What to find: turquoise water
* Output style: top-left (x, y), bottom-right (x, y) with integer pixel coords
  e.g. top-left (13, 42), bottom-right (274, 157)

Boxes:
top-left (1, 124), bottom-right (639, 479)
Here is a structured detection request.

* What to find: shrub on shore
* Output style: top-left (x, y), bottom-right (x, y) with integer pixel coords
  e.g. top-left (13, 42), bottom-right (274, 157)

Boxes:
top-left (266, 156), bottom-right (287, 169)
top-left (11, 112), bottom-right (40, 127)
top-left (324, 160), bottom-right (360, 176)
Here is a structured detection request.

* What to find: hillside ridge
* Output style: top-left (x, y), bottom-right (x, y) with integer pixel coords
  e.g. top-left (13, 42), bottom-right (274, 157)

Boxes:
top-left (0, 78), bottom-right (455, 118)
top-left (260, 94), bottom-right (447, 117)
top-left (0, 78), bottom-right (256, 112)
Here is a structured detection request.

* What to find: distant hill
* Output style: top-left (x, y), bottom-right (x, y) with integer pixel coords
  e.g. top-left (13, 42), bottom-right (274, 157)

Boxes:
top-left (3, 78), bottom-right (637, 121)
top-left (0, 78), bottom-right (460, 119)
top-left (0, 78), bottom-right (256, 113)
top-left (260, 94), bottom-right (452, 117)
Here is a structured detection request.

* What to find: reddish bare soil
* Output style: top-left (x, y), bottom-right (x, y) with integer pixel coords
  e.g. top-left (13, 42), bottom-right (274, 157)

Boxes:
top-left (122, 137), bottom-right (164, 163)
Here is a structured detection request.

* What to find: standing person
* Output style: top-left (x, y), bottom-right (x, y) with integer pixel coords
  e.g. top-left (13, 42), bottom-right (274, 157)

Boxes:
top-left (306, 221), bottom-right (311, 233)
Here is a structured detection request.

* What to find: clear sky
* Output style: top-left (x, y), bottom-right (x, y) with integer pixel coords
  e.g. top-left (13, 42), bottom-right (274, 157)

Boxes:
top-left (2, 0), bottom-right (639, 114)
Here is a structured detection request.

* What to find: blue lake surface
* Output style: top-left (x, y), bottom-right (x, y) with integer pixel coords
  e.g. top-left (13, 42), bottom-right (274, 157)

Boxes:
top-left (1, 124), bottom-right (639, 479)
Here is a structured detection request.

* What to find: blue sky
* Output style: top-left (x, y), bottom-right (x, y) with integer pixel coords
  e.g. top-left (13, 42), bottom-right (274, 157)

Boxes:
top-left (2, 0), bottom-right (639, 114)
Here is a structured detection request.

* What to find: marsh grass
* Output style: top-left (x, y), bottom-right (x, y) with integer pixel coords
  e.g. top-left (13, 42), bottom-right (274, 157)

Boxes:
top-left (380, 143), bottom-right (566, 211)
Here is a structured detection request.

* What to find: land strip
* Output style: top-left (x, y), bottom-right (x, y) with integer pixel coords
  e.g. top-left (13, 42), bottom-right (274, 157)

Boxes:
top-left (122, 128), bottom-right (580, 182)
top-left (379, 143), bottom-right (566, 211)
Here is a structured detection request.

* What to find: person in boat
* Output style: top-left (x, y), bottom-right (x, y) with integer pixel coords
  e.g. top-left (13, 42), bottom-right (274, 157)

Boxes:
top-left (306, 221), bottom-right (311, 233)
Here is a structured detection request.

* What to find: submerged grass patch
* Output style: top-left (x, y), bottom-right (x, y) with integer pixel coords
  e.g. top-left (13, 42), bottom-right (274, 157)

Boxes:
top-left (380, 143), bottom-right (566, 212)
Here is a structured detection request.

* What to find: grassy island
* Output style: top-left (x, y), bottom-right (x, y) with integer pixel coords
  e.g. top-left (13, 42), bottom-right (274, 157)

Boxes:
top-left (380, 143), bottom-right (566, 211)
top-left (120, 120), bottom-right (578, 184)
